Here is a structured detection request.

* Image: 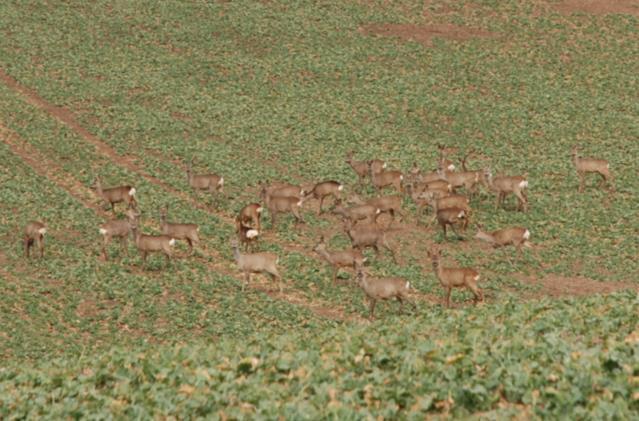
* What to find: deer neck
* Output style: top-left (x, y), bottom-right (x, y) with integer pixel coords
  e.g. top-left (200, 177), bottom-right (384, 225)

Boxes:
top-left (475, 230), bottom-right (495, 244)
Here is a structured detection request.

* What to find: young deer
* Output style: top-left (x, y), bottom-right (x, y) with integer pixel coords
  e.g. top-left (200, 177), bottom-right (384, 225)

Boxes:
top-left (304, 180), bottom-right (344, 214)
top-left (237, 203), bottom-right (263, 233)
top-left (130, 219), bottom-right (176, 268)
top-left (333, 200), bottom-right (380, 226)
top-left (159, 206), bottom-right (200, 255)
top-left (436, 207), bottom-right (467, 239)
top-left (356, 269), bottom-right (416, 319)
top-left (475, 226), bottom-right (531, 261)
top-left (24, 221), bottom-right (47, 259)
top-left (436, 168), bottom-right (482, 195)
top-left (186, 160), bottom-right (224, 196)
top-left (313, 236), bottom-right (366, 284)
top-left (428, 248), bottom-right (483, 308)
top-left (424, 192), bottom-right (471, 228)
top-left (370, 165), bottom-right (403, 193)
top-left (343, 219), bottom-right (397, 263)
top-left (98, 209), bottom-right (139, 260)
top-left (259, 182), bottom-right (304, 206)
top-left (484, 169), bottom-right (529, 212)
top-left (264, 195), bottom-right (305, 227)
top-left (95, 176), bottom-right (137, 214)
top-left (572, 146), bottom-right (614, 192)
top-left (231, 239), bottom-right (281, 292)
top-left (349, 194), bottom-right (404, 227)
top-left (345, 151), bottom-right (371, 187)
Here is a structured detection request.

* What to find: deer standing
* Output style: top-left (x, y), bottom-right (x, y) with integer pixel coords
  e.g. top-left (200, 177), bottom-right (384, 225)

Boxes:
top-left (343, 219), bottom-right (397, 263)
top-left (345, 151), bottom-right (371, 187)
top-left (98, 209), bottom-right (138, 260)
top-left (572, 146), bottom-right (614, 192)
top-left (436, 207), bottom-right (467, 239)
top-left (159, 206), bottom-right (200, 255)
top-left (304, 181), bottom-right (344, 214)
top-left (313, 236), bottom-right (365, 284)
top-left (484, 169), bottom-right (529, 212)
top-left (475, 226), bottom-right (531, 262)
top-left (356, 269), bottom-right (416, 319)
top-left (428, 248), bottom-right (483, 308)
top-left (186, 160), bottom-right (224, 198)
top-left (24, 221), bottom-right (47, 259)
top-left (231, 239), bottom-right (281, 292)
top-left (95, 176), bottom-right (137, 214)
top-left (130, 219), bottom-right (175, 268)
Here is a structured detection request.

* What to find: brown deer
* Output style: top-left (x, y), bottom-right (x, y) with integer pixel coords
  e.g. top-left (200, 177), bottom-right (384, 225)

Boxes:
top-left (231, 239), bottom-right (281, 292)
top-left (264, 195), bottom-right (305, 227)
top-left (313, 236), bottom-right (366, 284)
top-left (484, 169), bottom-right (529, 212)
top-left (356, 269), bottom-right (416, 319)
top-left (259, 182), bottom-right (304, 206)
top-left (438, 144), bottom-right (459, 171)
top-left (436, 207), bottom-right (467, 239)
top-left (572, 146), bottom-right (614, 192)
top-left (95, 176), bottom-right (137, 214)
top-left (428, 248), bottom-right (483, 308)
top-left (436, 168), bottom-right (482, 195)
top-left (130, 219), bottom-right (176, 268)
top-left (423, 192), bottom-right (471, 228)
top-left (186, 160), bottom-right (223, 196)
top-left (304, 180), bottom-right (344, 214)
top-left (349, 194), bottom-right (404, 227)
top-left (343, 219), bottom-right (397, 263)
top-left (98, 209), bottom-right (139, 260)
top-left (159, 206), bottom-right (200, 255)
top-left (333, 200), bottom-right (380, 225)
top-left (24, 221), bottom-right (47, 259)
top-left (370, 165), bottom-right (403, 193)
top-left (237, 203), bottom-right (263, 233)
top-left (237, 223), bottom-right (260, 252)
top-left (345, 151), bottom-right (371, 187)
top-left (475, 225), bottom-right (531, 261)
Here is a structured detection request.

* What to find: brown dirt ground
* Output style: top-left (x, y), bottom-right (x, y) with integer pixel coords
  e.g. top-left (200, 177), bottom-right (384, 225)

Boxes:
top-left (517, 274), bottom-right (638, 298)
top-left (359, 23), bottom-right (494, 47)
top-left (553, 0), bottom-right (639, 16)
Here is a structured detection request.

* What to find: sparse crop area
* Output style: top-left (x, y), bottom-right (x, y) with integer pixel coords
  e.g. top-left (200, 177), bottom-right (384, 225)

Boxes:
top-left (0, 0), bottom-right (638, 418)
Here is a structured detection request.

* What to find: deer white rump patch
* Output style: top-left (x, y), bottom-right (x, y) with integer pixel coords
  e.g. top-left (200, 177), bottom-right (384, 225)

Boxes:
top-left (447, 164), bottom-right (456, 171)
top-left (338, 184), bottom-right (344, 191)
top-left (362, 257), bottom-right (368, 262)
top-left (297, 200), bottom-right (303, 206)
top-left (169, 239), bottom-right (176, 246)
top-left (218, 177), bottom-right (224, 186)
top-left (246, 229), bottom-right (259, 239)
top-left (257, 207), bottom-right (263, 213)
top-left (128, 188), bottom-right (136, 196)
top-left (519, 180), bottom-right (528, 188)
top-left (38, 228), bottom-right (47, 235)
top-left (406, 281), bottom-right (410, 290)
top-left (458, 210), bottom-right (466, 218)
top-left (474, 275), bottom-right (480, 281)
top-left (523, 229), bottom-right (531, 240)
top-left (382, 162), bottom-right (387, 169)
top-left (99, 228), bottom-right (107, 235)
top-left (376, 208), bottom-right (381, 214)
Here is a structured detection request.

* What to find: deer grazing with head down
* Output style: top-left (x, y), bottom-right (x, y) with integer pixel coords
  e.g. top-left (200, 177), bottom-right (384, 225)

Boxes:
top-left (348, 194), bottom-right (404, 227)
top-left (24, 221), bottom-right (47, 259)
top-left (95, 176), bottom-right (137, 214)
top-left (130, 218), bottom-right (176, 268)
top-left (304, 180), bottom-right (344, 214)
top-left (343, 219), bottom-right (397, 263)
top-left (483, 169), bottom-right (529, 212)
top-left (436, 207), bottom-right (467, 240)
top-left (313, 236), bottom-right (366, 284)
top-left (231, 239), bottom-right (281, 292)
top-left (159, 206), bottom-right (200, 255)
top-left (237, 203), bottom-right (262, 233)
top-left (260, 187), bottom-right (306, 227)
top-left (572, 146), bottom-right (614, 192)
top-left (369, 164), bottom-right (403, 193)
top-left (333, 200), bottom-right (380, 226)
top-left (98, 209), bottom-right (139, 260)
top-left (475, 225), bottom-right (531, 262)
top-left (186, 159), bottom-right (224, 197)
top-left (356, 269), bottom-right (416, 319)
top-left (428, 247), bottom-right (483, 308)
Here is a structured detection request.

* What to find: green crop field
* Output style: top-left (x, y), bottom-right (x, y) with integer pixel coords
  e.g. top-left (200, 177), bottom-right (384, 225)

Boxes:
top-left (0, 0), bottom-right (638, 418)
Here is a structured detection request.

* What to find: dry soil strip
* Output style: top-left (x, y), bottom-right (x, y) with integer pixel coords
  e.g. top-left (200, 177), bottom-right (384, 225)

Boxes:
top-left (0, 122), bottom-right (352, 322)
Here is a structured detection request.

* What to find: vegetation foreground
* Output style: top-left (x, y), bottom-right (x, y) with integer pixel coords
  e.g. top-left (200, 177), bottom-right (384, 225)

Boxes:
top-left (0, 0), bottom-right (638, 418)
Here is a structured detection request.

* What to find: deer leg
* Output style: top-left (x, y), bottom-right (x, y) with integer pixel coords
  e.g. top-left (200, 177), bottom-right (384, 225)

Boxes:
top-left (469, 284), bottom-right (483, 304)
top-left (369, 299), bottom-right (377, 319)
top-left (446, 287), bottom-right (452, 308)
top-left (332, 267), bottom-right (339, 284)
top-left (494, 193), bottom-right (501, 210)
top-left (187, 238), bottom-right (194, 255)
top-left (36, 237), bottom-right (44, 258)
top-left (578, 172), bottom-right (585, 192)
top-left (514, 191), bottom-right (527, 212)
top-left (24, 237), bottom-right (31, 258)
top-left (318, 196), bottom-right (325, 215)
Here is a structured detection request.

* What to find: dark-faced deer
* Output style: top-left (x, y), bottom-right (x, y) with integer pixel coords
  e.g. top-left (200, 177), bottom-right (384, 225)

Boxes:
top-left (356, 269), bottom-right (416, 319)
top-left (313, 236), bottom-right (366, 284)
top-left (572, 146), bottom-right (614, 192)
top-left (95, 176), bottom-right (137, 214)
top-left (428, 248), bottom-right (483, 308)
top-left (24, 221), bottom-right (46, 259)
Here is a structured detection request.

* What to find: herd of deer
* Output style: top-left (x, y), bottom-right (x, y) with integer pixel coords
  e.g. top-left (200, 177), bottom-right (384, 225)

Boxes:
top-left (22, 146), bottom-right (614, 318)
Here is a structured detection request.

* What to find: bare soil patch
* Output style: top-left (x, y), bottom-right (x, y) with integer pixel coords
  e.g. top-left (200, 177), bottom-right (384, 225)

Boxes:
top-left (553, 0), bottom-right (639, 16)
top-left (518, 274), bottom-right (638, 298)
top-left (360, 23), bottom-right (494, 47)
